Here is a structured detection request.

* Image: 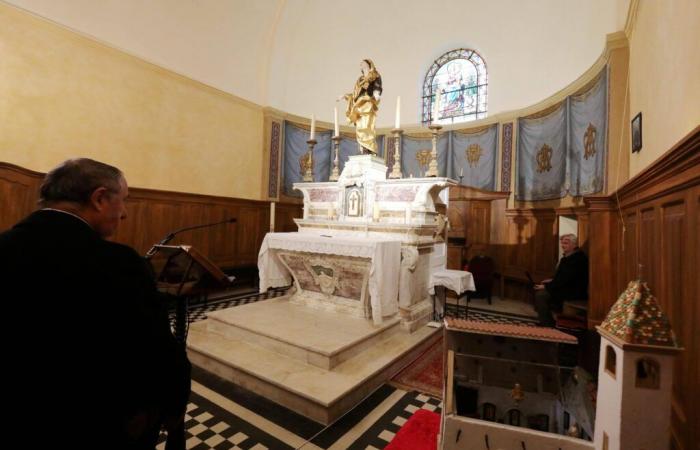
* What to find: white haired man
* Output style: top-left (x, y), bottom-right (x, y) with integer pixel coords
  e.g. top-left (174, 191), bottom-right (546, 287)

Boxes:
top-left (533, 234), bottom-right (589, 327)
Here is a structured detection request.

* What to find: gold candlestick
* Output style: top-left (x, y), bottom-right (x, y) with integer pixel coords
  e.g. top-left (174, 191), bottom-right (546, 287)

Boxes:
top-left (329, 136), bottom-right (341, 181)
top-left (426, 124), bottom-right (442, 177)
top-left (388, 128), bottom-right (403, 179)
top-left (302, 139), bottom-right (317, 182)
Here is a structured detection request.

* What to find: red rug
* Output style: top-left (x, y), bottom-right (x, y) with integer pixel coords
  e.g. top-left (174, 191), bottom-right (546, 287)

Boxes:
top-left (391, 336), bottom-right (443, 397)
top-left (384, 409), bottom-right (441, 450)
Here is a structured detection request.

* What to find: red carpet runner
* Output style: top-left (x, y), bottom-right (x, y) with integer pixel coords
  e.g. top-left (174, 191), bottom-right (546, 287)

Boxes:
top-left (384, 409), bottom-right (441, 450)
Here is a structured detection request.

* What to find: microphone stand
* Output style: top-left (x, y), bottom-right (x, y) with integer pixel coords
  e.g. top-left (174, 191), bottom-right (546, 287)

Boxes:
top-left (144, 218), bottom-right (236, 259)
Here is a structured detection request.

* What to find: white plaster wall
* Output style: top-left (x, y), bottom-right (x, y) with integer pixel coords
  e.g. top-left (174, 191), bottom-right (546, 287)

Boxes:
top-left (442, 415), bottom-right (594, 450)
top-left (619, 350), bottom-right (675, 450)
top-left (267, 0), bottom-right (622, 126)
top-left (5, 0), bottom-right (285, 105)
top-left (7, 0), bottom-right (624, 127)
top-left (593, 339), bottom-right (623, 450)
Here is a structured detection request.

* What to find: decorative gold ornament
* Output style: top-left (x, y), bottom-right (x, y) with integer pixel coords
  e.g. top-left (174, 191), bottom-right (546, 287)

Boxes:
top-left (416, 149), bottom-right (432, 170)
top-left (511, 382), bottom-right (525, 404)
top-left (536, 144), bottom-right (553, 173)
top-left (299, 152), bottom-right (312, 174)
top-left (583, 123), bottom-right (597, 160)
top-left (465, 144), bottom-right (483, 168)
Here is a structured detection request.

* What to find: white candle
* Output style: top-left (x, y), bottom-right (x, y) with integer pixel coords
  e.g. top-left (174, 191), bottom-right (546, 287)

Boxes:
top-left (395, 96), bottom-right (401, 129)
top-left (433, 91), bottom-right (440, 123)
top-left (460, 167), bottom-right (463, 177)
top-left (270, 202), bottom-right (276, 231)
top-left (334, 107), bottom-right (339, 137)
top-left (373, 203), bottom-right (380, 221)
top-left (310, 114), bottom-right (315, 140)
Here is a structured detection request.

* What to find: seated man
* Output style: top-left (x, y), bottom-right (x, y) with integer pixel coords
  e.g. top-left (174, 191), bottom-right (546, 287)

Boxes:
top-left (534, 234), bottom-right (588, 326)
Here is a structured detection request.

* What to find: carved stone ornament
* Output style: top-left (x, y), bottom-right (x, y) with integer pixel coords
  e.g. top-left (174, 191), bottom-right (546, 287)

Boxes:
top-left (536, 143), bottom-right (553, 173)
top-left (345, 186), bottom-right (363, 217)
top-left (304, 258), bottom-right (340, 296)
top-left (583, 123), bottom-right (597, 160)
top-left (465, 143), bottom-right (483, 168)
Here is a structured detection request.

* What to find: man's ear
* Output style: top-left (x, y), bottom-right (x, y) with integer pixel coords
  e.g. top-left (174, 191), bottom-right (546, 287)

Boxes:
top-left (89, 187), bottom-right (110, 211)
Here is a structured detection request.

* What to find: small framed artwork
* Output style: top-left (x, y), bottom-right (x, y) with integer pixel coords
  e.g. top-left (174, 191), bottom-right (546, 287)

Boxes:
top-left (631, 112), bottom-right (643, 153)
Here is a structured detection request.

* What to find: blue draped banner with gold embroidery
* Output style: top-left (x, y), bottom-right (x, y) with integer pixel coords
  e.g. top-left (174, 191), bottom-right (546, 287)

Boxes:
top-left (516, 101), bottom-right (569, 200)
top-left (401, 134), bottom-right (449, 178)
top-left (283, 121), bottom-right (332, 196)
top-left (569, 69), bottom-right (607, 195)
top-left (450, 125), bottom-right (498, 190)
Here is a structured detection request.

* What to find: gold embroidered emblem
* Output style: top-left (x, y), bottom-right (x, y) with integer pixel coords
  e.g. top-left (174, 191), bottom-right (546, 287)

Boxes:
top-left (583, 123), bottom-right (597, 160)
top-left (299, 152), bottom-right (312, 174)
top-left (465, 144), bottom-right (482, 168)
top-left (416, 149), bottom-right (432, 170)
top-left (536, 144), bottom-right (553, 173)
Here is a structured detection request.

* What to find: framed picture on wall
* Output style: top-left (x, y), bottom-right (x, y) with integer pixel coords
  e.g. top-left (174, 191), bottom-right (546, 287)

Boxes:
top-left (631, 112), bottom-right (643, 153)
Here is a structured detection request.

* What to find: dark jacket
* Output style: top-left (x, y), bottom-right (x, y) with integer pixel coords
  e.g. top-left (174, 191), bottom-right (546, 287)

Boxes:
top-left (0, 210), bottom-right (190, 448)
top-left (544, 249), bottom-right (589, 305)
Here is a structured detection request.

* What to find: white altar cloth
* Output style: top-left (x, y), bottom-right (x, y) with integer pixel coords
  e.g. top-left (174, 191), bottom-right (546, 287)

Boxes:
top-left (258, 232), bottom-right (402, 325)
top-left (428, 269), bottom-right (476, 295)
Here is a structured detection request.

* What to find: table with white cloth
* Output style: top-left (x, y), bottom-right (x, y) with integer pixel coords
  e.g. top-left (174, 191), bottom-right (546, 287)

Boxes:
top-left (258, 232), bottom-right (402, 325)
top-left (428, 269), bottom-right (476, 319)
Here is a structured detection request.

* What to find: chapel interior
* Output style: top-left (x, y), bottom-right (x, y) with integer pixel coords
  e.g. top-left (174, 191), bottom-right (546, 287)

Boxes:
top-left (1, 1), bottom-right (698, 449)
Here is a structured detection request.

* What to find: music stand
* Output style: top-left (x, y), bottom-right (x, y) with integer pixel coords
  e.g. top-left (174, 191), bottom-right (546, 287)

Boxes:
top-left (149, 245), bottom-right (234, 343)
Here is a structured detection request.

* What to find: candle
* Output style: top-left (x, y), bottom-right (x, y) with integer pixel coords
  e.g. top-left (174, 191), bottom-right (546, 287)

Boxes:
top-left (334, 107), bottom-right (339, 137)
top-left (395, 96), bottom-right (401, 129)
top-left (270, 202), bottom-right (276, 231)
top-left (433, 91), bottom-right (440, 123)
top-left (310, 114), bottom-right (315, 140)
top-left (373, 203), bottom-right (380, 221)
top-left (460, 167), bottom-right (463, 177)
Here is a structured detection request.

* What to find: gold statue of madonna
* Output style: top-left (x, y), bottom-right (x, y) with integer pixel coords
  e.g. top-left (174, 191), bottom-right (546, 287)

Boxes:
top-left (339, 59), bottom-right (383, 155)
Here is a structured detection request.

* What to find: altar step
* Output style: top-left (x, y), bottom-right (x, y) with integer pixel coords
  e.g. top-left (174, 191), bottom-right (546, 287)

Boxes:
top-left (187, 297), bottom-right (441, 425)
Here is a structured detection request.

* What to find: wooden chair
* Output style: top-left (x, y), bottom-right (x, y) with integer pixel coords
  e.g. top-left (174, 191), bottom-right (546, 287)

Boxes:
top-left (467, 255), bottom-right (495, 304)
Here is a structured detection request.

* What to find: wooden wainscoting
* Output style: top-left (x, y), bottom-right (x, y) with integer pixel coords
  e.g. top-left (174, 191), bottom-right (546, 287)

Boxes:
top-left (585, 126), bottom-right (699, 450)
top-left (0, 162), bottom-right (302, 270)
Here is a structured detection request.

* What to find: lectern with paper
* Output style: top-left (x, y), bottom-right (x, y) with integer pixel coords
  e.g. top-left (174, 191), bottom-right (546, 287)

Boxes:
top-left (148, 245), bottom-right (233, 342)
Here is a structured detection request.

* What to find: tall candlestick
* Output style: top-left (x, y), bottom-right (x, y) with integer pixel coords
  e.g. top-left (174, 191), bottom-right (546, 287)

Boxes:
top-left (395, 96), bottom-right (401, 129)
top-left (334, 107), bottom-right (339, 137)
top-left (310, 114), bottom-right (315, 140)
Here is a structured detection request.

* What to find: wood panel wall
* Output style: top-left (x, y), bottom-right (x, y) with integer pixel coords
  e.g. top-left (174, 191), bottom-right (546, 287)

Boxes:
top-left (585, 126), bottom-right (699, 449)
top-left (0, 162), bottom-right (301, 270)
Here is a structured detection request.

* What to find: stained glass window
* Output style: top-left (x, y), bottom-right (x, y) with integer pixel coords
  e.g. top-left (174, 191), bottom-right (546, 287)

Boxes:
top-left (422, 49), bottom-right (487, 125)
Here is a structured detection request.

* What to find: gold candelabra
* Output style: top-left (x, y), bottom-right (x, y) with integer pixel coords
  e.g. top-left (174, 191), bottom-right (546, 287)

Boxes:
top-left (329, 136), bottom-right (341, 181)
top-left (302, 139), bottom-right (317, 182)
top-left (388, 128), bottom-right (403, 179)
top-left (426, 124), bottom-right (442, 177)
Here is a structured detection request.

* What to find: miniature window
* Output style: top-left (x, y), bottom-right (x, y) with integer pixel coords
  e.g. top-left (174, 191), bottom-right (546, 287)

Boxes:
top-left (635, 358), bottom-right (660, 389)
top-left (507, 409), bottom-right (521, 426)
top-left (482, 402), bottom-right (496, 421)
top-left (605, 345), bottom-right (616, 378)
top-left (422, 49), bottom-right (487, 125)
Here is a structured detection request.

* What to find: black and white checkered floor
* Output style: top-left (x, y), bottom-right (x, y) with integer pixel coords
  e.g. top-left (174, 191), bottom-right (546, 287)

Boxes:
top-left (161, 288), bottom-right (536, 449)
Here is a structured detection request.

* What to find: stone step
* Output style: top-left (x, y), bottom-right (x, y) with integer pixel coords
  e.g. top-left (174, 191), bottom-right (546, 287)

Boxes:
top-left (204, 296), bottom-right (402, 370)
top-left (187, 319), bottom-right (440, 425)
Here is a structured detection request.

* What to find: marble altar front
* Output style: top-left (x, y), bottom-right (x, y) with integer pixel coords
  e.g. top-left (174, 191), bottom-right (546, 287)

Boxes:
top-left (265, 154), bottom-right (456, 331)
top-left (188, 153), bottom-right (456, 424)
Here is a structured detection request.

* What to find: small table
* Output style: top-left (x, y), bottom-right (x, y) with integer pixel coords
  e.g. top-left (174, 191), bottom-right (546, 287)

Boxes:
top-left (429, 269), bottom-right (476, 320)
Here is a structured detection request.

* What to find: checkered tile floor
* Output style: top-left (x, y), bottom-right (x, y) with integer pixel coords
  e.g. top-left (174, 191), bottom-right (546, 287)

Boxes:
top-left (157, 288), bottom-right (542, 449)
top-left (156, 368), bottom-right (441, 450)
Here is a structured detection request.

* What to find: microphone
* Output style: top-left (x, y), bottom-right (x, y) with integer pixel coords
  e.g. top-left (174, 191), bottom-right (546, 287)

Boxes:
top-left (144, 218), bottom-right (236, 259)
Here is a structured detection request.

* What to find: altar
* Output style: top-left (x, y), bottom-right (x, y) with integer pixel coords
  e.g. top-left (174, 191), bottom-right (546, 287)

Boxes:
top-left (188, 153), bottom-right (457, 424)
top-left (259, 232), bottom-right (401, 324)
